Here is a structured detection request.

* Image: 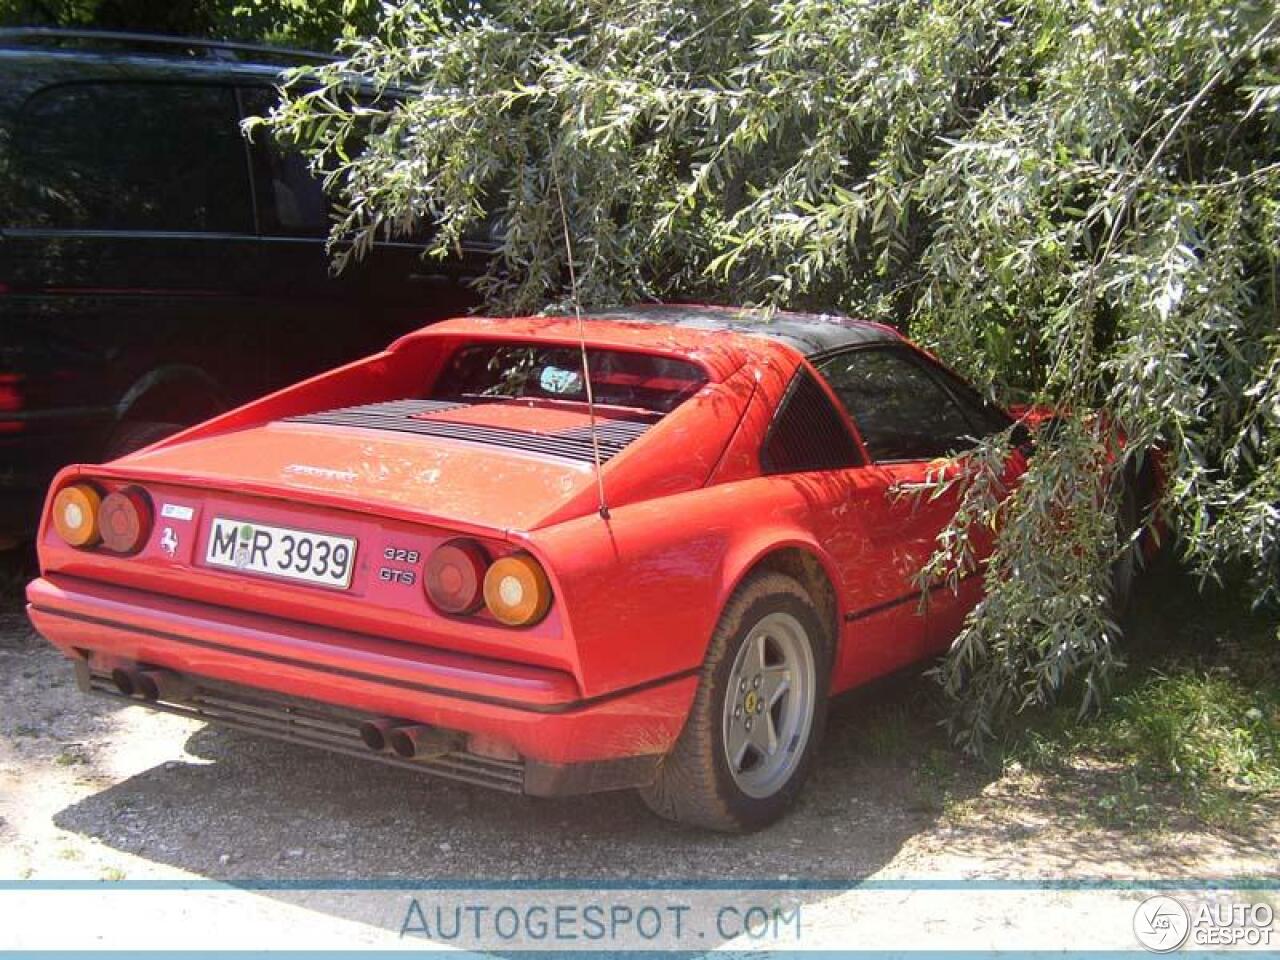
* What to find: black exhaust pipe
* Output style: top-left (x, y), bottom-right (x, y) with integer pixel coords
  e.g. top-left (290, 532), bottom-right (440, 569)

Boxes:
top-left (111, 667), bottom-right (144, 697)
top-left (358, 718), bottom-right (399, 751)
top-left (387, 724), bottom-right (457, 760)
top-left (111, 666), bottom-right (190, 702)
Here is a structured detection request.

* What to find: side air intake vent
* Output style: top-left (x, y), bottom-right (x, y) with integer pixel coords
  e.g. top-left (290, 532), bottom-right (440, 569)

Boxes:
top-left (760, 370), bottom-right (862, 474)
top-left (286, 399), bottom-right (649, 465)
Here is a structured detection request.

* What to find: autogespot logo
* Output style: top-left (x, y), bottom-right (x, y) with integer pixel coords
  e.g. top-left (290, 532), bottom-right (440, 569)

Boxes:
top-left (1134, 895), bottom-right (1191, 952)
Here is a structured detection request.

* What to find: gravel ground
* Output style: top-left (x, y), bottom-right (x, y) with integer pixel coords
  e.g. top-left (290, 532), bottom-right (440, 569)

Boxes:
top-left (1, 564), bottom-right (1276, 948)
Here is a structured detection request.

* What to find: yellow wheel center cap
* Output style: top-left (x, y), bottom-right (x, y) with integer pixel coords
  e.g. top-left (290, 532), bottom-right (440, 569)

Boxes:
top-left (743, 690), bottom-right (759, 714)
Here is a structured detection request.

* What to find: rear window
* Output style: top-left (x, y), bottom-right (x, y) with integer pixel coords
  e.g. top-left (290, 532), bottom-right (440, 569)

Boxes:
top-left (431, 343), bottom-right (708, 414)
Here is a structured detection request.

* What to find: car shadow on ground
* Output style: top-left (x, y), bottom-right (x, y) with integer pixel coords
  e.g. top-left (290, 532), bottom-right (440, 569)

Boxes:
top-left (48, 660), bottom-right (996, 947)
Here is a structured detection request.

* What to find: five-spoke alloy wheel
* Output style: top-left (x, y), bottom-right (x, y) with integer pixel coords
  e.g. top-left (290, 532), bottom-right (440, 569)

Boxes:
top-left (641, 571), bottom-right (831, 832)
top-left (722, 611), bottom-right (816, 799)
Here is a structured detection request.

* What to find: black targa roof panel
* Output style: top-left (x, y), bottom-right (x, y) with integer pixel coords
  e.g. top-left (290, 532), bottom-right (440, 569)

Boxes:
top-left (585, 304), bottom-right (901, 357)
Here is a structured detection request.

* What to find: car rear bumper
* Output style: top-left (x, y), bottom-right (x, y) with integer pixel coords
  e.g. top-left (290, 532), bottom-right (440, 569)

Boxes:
top-left (26, 574), bottom-right (699, 789)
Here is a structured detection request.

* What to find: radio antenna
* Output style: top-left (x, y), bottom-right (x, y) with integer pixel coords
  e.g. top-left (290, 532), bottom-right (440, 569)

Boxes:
top-left (550, 150), bottom-right (610, 520)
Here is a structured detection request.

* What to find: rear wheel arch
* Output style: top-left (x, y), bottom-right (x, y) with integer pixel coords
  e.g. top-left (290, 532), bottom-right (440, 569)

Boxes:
top-left (720, 541), bottom-right (840, 664)
top-left (115, 364), bottom-right (225, 426)
top-left (101, 365), bottom-right (228, 460)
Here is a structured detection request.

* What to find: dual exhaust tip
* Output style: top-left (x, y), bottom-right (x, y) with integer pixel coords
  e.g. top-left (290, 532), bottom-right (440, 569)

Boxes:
top-left (359, 719), bottom-right (457, 760)
top-left (110, 665), bottom-right (453, 762)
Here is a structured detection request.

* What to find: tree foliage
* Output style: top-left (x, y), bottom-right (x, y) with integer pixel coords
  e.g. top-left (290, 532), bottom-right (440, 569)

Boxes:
top-left (261, 0), bottom-right (1280, 747)
top-left (0, 0), bottom-right (379, 50)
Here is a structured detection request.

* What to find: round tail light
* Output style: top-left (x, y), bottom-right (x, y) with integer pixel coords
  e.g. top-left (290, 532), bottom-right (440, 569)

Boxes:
top-left (52, 483), bottom-right (102, 547)
top-left (99, 486), bottom-right (153, 554)
top-left (424, 539), bottom-right (488, 614)
top-left (483, 553), bottom-right (552, 627)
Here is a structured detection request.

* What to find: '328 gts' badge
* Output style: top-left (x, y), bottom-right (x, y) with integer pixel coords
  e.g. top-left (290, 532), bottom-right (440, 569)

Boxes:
top-left (379, 545), bottom-right (420, 585)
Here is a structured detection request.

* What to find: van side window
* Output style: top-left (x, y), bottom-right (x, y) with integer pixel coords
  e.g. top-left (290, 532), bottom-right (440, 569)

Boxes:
top-left (239, 87), bottom-right (330, 236)
top-left (12, 82), bottom-right (252, 233)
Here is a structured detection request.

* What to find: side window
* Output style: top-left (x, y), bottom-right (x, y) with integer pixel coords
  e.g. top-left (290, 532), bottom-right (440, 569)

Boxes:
top-left (815, 348), bottom-right (983, 462)
top-left (760, 369), bottom-right (862, 474)
top-left (12, 82), bottom-right (252, 233)
top-left (240, 87), bottom-right (329, 236)
top-left (918, 358), bottom-right (1013, 438)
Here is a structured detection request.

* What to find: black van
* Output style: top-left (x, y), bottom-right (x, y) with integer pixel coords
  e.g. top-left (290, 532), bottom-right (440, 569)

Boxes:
top-left (0, 29), bottom-right (487, 544)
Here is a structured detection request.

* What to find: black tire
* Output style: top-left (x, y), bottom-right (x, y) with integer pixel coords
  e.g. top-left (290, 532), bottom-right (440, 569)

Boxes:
top-left (639, 572), bottom-right (832, 832)
top-left (102, 421), bottom-right (185, 461)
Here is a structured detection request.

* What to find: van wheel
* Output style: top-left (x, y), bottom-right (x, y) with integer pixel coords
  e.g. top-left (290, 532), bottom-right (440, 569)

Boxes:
top-left (103, 421), bottom-right (184, 461)
top-left (640, 572), bottom-right (831, 832)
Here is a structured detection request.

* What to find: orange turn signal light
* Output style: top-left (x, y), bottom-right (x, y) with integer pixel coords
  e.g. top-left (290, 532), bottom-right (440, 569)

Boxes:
top-left (51, 483), bottom-right (102, 547)
top-left (482, 553), bottom-right (552, 627)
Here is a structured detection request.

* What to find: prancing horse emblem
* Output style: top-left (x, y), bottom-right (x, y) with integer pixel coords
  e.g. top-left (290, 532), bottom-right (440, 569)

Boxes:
top-left (160, 526), bottom-right (178, 557)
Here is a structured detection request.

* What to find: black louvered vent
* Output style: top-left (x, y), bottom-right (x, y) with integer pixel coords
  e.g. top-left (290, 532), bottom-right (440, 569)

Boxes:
top-left (285, 399), bottom-right (650, 465)
top-left (287, 399), bottom-right (470, 426)
top-left (760, 370), bottom-right (862, 474)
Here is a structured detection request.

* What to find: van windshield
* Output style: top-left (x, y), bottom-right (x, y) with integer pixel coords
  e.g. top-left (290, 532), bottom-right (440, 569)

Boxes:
top-left (432, 343), bottom-right (708, 414)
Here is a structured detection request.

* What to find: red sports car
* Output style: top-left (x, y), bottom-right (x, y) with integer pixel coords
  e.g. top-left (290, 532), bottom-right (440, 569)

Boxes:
top-left (27, 304), bottom-right (1027, 831)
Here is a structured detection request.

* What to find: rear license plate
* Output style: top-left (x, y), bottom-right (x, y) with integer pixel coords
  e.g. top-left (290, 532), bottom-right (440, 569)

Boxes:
top-left (205, 517), bottom-right (356, 589)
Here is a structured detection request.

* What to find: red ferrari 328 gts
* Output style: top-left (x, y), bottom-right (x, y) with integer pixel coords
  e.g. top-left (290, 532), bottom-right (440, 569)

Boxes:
top-left (28, 304), bottom-right (1031, 831)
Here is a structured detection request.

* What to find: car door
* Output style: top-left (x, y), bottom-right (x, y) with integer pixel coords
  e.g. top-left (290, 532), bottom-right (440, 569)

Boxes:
top-left (812, 345), bottom-right (1014, 667)
top-left (2, 78), bottom-right (264, 519)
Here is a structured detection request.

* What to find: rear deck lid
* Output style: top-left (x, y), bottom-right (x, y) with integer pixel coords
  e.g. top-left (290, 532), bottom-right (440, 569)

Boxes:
top-left (112, 398), bottom-right (651, 532)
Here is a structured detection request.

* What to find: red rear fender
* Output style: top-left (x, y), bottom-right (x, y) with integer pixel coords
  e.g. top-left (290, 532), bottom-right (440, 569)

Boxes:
top-left (528, 477), bottom-right (845, 699)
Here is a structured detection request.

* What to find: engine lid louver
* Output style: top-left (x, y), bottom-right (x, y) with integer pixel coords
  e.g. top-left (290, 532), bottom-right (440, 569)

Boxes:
top-left (285, 399), bottom-right (650, 465)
